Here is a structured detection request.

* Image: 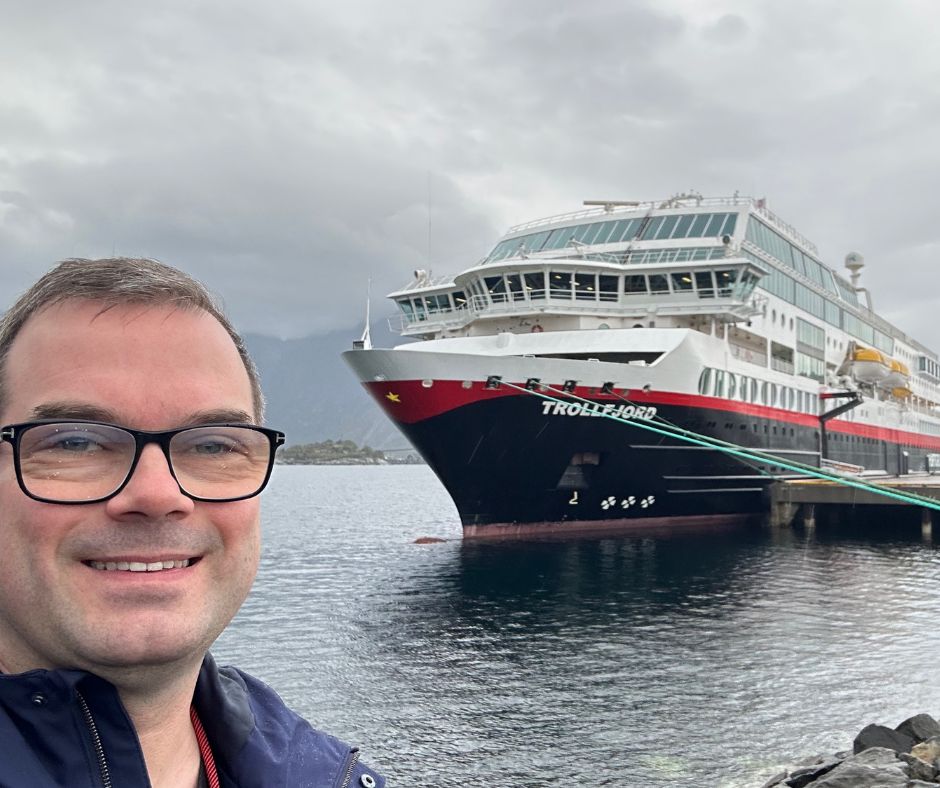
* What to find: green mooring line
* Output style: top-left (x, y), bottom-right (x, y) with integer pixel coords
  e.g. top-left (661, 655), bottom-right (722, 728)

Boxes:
top-left (498, 379), bottom-right (940, 512)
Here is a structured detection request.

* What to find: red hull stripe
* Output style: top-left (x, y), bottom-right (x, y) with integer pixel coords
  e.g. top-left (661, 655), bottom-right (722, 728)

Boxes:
top-left (363, 379), bottom-right (940, 452)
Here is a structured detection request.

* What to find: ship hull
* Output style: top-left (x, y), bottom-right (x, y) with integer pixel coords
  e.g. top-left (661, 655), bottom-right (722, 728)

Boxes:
top-left (343, 342), bottom-right (940, 538)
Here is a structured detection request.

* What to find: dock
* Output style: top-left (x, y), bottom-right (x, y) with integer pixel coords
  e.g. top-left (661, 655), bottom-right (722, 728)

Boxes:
top-left (769, 473), bottom-right (940, 536)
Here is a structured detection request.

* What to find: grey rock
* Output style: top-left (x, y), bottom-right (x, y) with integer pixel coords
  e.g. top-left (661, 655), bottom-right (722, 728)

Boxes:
top-left (785, 758), bottom-right (841, 787)
top-left (854, 724), bottom-right (917, 755)
top-left (911, 737), bottom-right (940, 764)
top-left (899, 751), bottom-right (939, 781)
top-left (810, 761), bottom-right (908, 787)
top-left (907, 781), bottom-right (940, 787)
top-left (759, 771), bottom-right (787, 788)
top-left (896, 714), bottom-right (940, 744)
top-left (847, 747), bottom-right (909, 768)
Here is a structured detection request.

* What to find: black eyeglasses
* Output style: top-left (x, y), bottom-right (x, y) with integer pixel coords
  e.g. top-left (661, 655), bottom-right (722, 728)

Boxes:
top-left (1, 420), bottom-right (286, 504)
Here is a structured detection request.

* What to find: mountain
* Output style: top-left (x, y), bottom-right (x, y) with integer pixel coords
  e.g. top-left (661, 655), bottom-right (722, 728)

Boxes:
top-left (244, 318), bottom-right (413, 451)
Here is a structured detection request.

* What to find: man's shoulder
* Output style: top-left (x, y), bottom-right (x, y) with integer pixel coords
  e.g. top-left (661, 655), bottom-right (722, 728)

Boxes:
top-left (195, 654), bottom-right (385, 788)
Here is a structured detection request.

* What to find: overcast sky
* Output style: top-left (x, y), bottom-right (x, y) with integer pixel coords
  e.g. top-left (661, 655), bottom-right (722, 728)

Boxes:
top-left (2, 0), bottom-right (938, 344)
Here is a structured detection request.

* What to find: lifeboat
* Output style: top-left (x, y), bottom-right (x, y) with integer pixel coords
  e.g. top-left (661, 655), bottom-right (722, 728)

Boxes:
top-left (883, 358), bottom-right (910, 389)
top-left (892, 387), bottom-right (912, 399)
top-left (849, 347), bottom-right (890, 384)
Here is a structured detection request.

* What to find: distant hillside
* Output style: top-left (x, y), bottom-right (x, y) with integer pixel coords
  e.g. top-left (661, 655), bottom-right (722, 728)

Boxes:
top-left (244, 318), bottom-right (414, 450)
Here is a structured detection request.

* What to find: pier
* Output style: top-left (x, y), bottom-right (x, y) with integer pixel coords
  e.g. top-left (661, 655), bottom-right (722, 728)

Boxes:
top-left (769, 474), bottom-right (940, 536)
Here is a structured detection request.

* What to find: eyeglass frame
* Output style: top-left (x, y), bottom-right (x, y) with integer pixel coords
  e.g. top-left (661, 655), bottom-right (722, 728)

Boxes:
top-left (0, 419), bottom-right (287, 505)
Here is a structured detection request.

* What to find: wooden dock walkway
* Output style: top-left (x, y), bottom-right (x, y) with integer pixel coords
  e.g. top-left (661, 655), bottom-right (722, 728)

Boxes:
top-left (769, 473), bottom-right (940, 534)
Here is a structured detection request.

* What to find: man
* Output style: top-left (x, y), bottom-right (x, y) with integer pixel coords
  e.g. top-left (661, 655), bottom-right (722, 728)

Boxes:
top-left (0, 259), bottom-right (384, 788)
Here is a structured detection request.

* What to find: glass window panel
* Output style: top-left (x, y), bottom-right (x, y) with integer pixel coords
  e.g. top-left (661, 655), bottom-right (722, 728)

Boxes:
top-left (398, 299), bottom-right (414, 319)
top-left (698, 368), bottom-right (712, 395)
top-left (525, 231), bottom-right (550, 252)
top-left (543, 228), bottom-right (567, 250)
top-left (599, 275), bottom-right (618, 302)
top-left (624, 274), bottom-right (648, 294)
top-left (622, 218), bottom-right (642, 241)
top-left (671, 272), bottom-right (694, 291)
top-left (689, 214), bottom-right (711, 237)
top-left (606, 220), bottom-right (630, 244)
top-left (720, 213), bottom-right (737, 236)
top-left (715, 269), bottom-right (736, 296)
top-left (553, 226), bottom-right (577, 249)
top-left (672, 214), bottom-right (695, 239)
top-left (549, 271), bottom-right (572, 298)
top-left (575, 272), bottom-right (597, 300)
top-left (589, 221), bottom-right (613, 244)
top-left (452, 291), bottom-right (467, 308)
top-left (728, 373), bottom-right (737, 400)
top-left (524, 272), bottom-right (546, 300)
top-left (705, 213), bottom-right (726, 236)
top-left (506, 273), bottom-right (525, 301)
top-left (412, 298), bottom-right (427, 320)
top-left (656, 215), bottom-right (680, 239)
top-left (581, 223), bottom-right (602, 245)
top-left (648, 274), bottom-right (670, 294)
top-left (484, 276), bottom-right (507, 303)
top-left (571, 224), bottom-right (593, 242)
top-left (695, 271), bottom-right (715, 297)
top-left (675, 249), bottom-right (692, 262)
top-left (641, 216), bottom-right (666, 240)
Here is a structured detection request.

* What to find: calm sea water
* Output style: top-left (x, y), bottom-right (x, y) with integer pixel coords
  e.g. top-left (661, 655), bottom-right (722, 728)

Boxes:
top-left (212, 465), bottom-right (940, 787)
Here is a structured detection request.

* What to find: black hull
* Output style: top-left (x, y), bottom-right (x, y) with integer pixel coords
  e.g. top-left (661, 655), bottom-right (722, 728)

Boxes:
top-left (392, 394), bottom-right (931, 534)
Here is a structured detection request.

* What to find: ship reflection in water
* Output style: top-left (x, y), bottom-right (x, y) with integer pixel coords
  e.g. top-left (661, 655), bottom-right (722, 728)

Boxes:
top-left (215, 467), bottom-right (940, 788)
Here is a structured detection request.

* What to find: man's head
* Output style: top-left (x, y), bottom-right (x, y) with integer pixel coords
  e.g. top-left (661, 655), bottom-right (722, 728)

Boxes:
top-left (0, 258), bottom-right (264, 422)
top-left (0, 258), bottom-right (272, 680)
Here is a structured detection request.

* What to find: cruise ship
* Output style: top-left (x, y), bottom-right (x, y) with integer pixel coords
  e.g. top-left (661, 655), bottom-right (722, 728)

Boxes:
top-left (342, 194), bottom-right (940, 537)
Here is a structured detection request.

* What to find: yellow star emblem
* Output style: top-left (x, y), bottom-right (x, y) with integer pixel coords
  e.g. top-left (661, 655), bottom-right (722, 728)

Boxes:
top-left (385, 392), bottom-right (401, 403)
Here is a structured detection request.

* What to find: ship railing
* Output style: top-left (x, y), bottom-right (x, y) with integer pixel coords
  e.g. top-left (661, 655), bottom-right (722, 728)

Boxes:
top-left (504, 195), bottom-right (755, 236)
top-left (770, 357), bottom-right (795, 375)
top-left (729, 342), bottom-right (769, 367)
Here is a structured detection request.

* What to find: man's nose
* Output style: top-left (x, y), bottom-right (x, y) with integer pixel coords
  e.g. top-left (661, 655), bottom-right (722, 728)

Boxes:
top-left (104, 443), bottom-right (195, 520)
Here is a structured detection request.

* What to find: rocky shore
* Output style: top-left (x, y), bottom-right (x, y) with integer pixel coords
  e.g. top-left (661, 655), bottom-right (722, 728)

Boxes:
top-left (761, 714), bottom-right (940, 787)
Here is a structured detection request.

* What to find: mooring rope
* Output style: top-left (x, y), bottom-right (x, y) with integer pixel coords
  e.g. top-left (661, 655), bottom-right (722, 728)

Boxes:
top-left (496, 378), bottom-right (940, 512)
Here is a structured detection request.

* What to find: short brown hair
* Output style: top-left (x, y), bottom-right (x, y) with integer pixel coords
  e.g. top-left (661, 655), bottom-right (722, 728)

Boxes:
top-left (0, 258), bottom-right (265, 421)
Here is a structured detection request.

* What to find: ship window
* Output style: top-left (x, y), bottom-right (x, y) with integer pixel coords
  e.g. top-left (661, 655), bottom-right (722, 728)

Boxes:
top-left (750, 378), bottom-right (759, 402)
top-left (695, 271), bottom-right (715, 298)
top-left (768, 384), bottom-right (777, 407)
top-left (550, 271), bottom-right (573, 298)
top-left (412, 298), bottom-right (427, 321)
top-left (571, 224), bottom-right (594, 243)
top-left (397, 299), bottom-right (414, 320)
top-left (581, 223), bottom-right (606, 244)
top-left (698, 368), bottom-right (712, 395)
top-left (727, 373), bottom-right (738, 399)
top-left (671, 272), bottom-right (694, 292)
top-left (575, 273), bottom-right (597, 300)
top-left (705, 214), bottom-right (725, 236)
top-left (549, 226), bottom-right (577, 249)
top-left (624, 274), bottom-right (648, 294)
top-left (452, 290), bottom-right (467, 308)
top-left (648, 274), bottom-right (670, 294)
top-left (715, 269), bottom-right (736, 296)
top-left (656, 215), bottom-right (680, 239)
top-left (720, 214), bottom-right (737, 236)
top-left (641, 216), bottom-right (667, 240)
top-left (525, 230), bottom-right (551, 253)
top-left (524, 272), bottom-right (546, 299)
top-left (599, 275), bottom-right (619, 302)
top-left (484, 276), bottom-right (508, 303)
top-left (673, 214), bottom-right (696, 239)
top-left (713, 370), bottom-right (726, 398)
top-left (506, 274), bottom-right (525, 301)
top-left (689, 214), bottom-right (711, 237)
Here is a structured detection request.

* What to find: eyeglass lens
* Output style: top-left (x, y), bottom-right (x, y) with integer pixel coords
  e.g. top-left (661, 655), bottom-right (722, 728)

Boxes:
top-left (16, 423), bottom-right (274, 502)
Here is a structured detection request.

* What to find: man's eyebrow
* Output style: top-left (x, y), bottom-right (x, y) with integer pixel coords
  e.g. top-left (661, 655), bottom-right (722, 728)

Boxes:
top-left (29, 402), bottom-right (120, 422)
top-left (181, 409), bottom-right (255, 426)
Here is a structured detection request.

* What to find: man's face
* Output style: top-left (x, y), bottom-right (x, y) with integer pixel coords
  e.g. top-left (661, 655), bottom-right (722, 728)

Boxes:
top-left (0, 300), bottom-right (261, 674)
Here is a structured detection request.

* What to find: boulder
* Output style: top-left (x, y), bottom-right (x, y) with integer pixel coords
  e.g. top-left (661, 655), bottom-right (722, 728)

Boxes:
top-left (784, 758), bottom-right (840, 787)
top-left (896, 713), bottom-right (940, 743)
top-left (759, 771), bottom-right (787, 788)
top-left (899, 750), bottom-right (940, 781)
top-left (852, 723), bottom-right (916, 754)
top-left (810, 762), bottom-right (908, 787)
top-left (911, 736), bottom-right (940, 764)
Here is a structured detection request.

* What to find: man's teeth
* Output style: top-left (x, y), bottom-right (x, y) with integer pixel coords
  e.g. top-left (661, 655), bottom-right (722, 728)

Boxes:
top-left (89, 559), bottom-right (192, 572)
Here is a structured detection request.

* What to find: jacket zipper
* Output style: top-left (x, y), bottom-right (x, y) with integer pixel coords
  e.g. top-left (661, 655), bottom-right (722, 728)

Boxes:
top-left (77, 691), bottom-right (113, 788)
top-left (338, 747), bottom-right (360, 788)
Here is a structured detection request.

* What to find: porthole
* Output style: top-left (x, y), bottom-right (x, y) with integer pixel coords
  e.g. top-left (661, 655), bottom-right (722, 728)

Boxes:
top-left (422, 379), bottom-right (434, 388)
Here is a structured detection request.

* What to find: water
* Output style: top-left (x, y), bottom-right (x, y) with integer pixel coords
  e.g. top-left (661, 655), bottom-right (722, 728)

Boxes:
top-left (213, 465), bottom-right (940, 787)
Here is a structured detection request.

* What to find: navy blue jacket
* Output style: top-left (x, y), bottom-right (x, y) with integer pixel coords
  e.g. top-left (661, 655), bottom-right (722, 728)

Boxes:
top-left (0, 653), bottom-right (385, 788)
